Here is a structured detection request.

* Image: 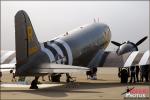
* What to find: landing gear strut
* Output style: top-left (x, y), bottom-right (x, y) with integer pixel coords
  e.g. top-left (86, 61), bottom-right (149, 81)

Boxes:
top-left (30, 76), bottom-right (39, 89)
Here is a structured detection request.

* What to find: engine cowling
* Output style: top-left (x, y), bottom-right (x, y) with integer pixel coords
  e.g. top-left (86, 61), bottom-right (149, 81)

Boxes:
top-left (116, 41), bottom-right (138, 55)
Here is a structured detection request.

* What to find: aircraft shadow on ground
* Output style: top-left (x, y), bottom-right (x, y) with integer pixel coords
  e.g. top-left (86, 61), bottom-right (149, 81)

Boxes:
top-left (1, 82), bottom-right (149, 98)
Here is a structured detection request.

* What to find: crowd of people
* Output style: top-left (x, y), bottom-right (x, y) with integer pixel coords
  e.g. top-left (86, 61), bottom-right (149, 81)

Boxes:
top-left (129, 64), bottom-right (149, 83)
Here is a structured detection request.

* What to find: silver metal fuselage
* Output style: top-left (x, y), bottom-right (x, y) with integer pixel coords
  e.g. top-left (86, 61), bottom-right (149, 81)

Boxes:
top-left (45, 23), bottom-right (111, 66)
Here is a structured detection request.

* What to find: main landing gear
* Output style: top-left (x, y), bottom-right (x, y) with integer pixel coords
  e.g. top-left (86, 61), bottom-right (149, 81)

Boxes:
top-left (30, 76), bottom-right (39, 89)
top-left (51, 73), bottom-right (61, 82)
top-left (86, 67), bottom-right (97, 80)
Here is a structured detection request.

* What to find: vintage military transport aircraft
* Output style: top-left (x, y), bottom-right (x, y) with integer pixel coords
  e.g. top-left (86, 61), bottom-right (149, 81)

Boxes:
top-left (0, 10), bottom-right (149, 89)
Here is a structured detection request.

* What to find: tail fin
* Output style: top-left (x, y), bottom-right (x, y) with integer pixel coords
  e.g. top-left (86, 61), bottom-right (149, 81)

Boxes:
top-left (15, 10), bottom-right (40, 65)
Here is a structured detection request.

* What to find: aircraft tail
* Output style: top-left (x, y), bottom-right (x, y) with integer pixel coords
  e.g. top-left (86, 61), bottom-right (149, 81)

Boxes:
top-left (15, 10), bottom-right (40, 66)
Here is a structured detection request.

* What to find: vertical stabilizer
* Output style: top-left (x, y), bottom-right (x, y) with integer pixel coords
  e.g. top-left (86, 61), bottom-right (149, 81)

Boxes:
top-left (15, 10), bottom-right (40, 66)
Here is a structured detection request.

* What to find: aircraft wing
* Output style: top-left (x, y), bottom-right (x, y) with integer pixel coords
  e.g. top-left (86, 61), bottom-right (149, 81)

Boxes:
top-left (0, 50), bottom-right (16, 72)
top-left (90, 50), bottom-right (149, 67)
top-left (0, 63), bottom-right (16, 72)
top-left (1, 50), bottom-right (16, 64)
top-left (0, 50), bottom-right (87, 74)
top-left (34, 63), bottom-right (90, 73)
top-left (16, 63), bottom-right (90, 76)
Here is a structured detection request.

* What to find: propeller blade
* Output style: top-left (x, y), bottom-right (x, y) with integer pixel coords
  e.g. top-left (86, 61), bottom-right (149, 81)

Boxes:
top-left (111, 41), bottom-right (121, 46)
top-left (136, 36), bottom-right (148, 46)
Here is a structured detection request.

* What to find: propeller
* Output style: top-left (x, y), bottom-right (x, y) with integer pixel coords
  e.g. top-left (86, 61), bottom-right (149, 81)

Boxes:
top-left (111, 36), bottom-right (148, 55)
top-left (135, 36), bottom-right (148, 46)
top-left (111, 36), bottom-right (148, 47)
top-left (111, 41), bottom-right (121, 46)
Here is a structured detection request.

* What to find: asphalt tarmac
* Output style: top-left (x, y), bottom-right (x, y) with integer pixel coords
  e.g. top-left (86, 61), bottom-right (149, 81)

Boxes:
top-left (0, 68), bottom-right (150, 100)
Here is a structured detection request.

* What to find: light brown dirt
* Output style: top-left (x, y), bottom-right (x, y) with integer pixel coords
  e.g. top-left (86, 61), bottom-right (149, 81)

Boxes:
top-left (0, 68), bottom-right (150, 100)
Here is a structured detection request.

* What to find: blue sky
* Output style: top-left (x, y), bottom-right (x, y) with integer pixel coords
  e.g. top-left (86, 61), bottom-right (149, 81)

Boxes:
top-left (1, 1), bottom-right (149, 51)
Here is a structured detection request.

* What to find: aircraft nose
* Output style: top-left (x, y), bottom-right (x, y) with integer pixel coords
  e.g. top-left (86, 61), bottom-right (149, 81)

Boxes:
top-left (104, 26), bottom-right (111, 43)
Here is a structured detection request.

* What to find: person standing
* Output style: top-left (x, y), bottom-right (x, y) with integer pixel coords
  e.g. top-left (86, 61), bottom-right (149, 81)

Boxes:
top-left (148, 64), bottom-right (150, 82)
top-left (120, 68), bottom-right (128, 83)
top-left (140, 65), bottom-right (144, 82)
top-left (135, 65), bottom-right (140, 82)
top-left (0, 71), bottom-right (2, 82)
top-left (130, 66), bottom-right (136, 83)
top-left (48, 73), bottom-right (51, 81)
top-left (144, 64), bottom-right (149, 82)
top-left (66, 73), bottom-right (72, 83)
top-left (140, 64), bottom-right (149, 82)
top-left (10, 70), bottom-right (16, 82)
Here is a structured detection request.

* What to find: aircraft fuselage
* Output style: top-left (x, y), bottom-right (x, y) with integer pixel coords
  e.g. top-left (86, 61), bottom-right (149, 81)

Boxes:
top-left (42, 23), bottom-right (111, 67)
top-left (15, 22), bottom-right (111, 76)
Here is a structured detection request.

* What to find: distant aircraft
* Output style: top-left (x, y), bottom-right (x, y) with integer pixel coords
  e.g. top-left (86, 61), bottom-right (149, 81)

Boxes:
top-left (0, 10), bottom-right (149, 89)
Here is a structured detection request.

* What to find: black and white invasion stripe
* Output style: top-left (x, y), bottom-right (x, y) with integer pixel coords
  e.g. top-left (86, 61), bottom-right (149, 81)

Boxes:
top-left (100, 50), bottom-right (149, 67)
top-left (40, 39), bottom-right (73, 65)
top-left (139, 50), bottom-right (149, 65)
top-left (123, 51), bottom-right (139, 67)
top-left (123, 50), bottom-right (150, 67)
